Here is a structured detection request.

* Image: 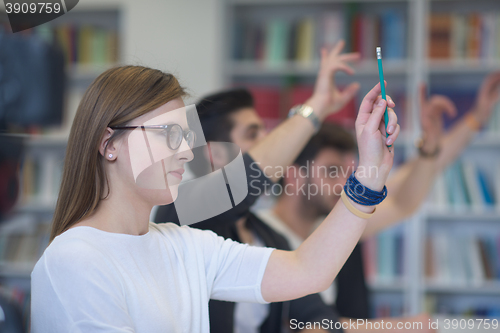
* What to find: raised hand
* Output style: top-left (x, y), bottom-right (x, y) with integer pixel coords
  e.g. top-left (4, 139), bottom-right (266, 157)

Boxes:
top-left (471, 72), bottom-right (500, 124)
top-left (355, 82), bottom-right (400, 191)
top-left (419, 84), bottom-right (457, 153)
top-left (306, 40), bottom-right (361, 120)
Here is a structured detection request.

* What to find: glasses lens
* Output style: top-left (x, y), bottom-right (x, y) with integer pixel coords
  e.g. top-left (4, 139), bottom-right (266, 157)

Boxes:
top-left (185, 131), bottom-right (196, 148)
top-left (167, 124), bottom-right (183, 150)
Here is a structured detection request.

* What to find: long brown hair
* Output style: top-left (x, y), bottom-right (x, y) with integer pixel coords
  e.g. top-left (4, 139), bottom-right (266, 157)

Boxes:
top-left (50, 66), bottom-right (187, 241)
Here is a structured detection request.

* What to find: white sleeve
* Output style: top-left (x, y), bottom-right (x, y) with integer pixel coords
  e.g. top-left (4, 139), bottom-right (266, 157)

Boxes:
top-left (191, 228), bottom-right (275, 304)
top-left (31, 238), bottom-right (134, 333)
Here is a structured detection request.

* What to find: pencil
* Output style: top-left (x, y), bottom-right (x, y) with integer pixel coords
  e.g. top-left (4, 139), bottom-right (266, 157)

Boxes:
top-left (376, 46), bottom-right (391, 148)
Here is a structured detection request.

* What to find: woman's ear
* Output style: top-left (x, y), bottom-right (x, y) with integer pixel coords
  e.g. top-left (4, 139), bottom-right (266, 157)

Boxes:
top-left (99, 127), bottom-right (119, 161)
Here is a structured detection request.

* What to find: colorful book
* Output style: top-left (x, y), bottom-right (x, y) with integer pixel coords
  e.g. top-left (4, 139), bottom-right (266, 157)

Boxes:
top-left (265, 19), bottom-right (290, 64)
top-left (429, 14), bottom-right (452, 59)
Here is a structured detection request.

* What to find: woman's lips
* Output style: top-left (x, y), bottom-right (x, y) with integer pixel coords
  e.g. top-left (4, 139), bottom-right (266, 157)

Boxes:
top-left (169, 169), bottom-right (184, 180)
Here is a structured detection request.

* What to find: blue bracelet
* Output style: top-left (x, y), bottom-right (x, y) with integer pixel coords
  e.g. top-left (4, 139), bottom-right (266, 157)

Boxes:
top-left (343, 172), bottom-right (387, 206)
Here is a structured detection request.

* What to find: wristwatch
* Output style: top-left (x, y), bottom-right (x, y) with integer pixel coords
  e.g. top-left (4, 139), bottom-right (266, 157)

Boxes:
top-left (288, 104), bottom-right (320, 133)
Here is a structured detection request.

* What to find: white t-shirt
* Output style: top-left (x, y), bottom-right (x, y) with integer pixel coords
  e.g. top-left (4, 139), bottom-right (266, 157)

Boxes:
top-left (31, 222), bottom-right (274, 333)
top-left (234, 232), bottom-right (270, 333)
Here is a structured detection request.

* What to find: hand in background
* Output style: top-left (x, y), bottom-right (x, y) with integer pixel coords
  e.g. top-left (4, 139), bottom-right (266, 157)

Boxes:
top-left (306, 40), bottom-right (361, 120)
top-left (355, 82), bottom-right (400, 191)
top-left (419, 84), bottom-right (457, 153)
top-left (471, 71), bottom-right (500, 124)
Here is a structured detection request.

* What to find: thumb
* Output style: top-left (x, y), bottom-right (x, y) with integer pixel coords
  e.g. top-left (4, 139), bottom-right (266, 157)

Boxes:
top-left (342, 82), bottom-right (360, 100)
top-left (336, 82), bottom-right (360, 111)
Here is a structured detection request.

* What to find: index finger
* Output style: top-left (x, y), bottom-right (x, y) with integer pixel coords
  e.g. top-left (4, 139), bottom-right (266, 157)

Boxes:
top-left (359, 82), bottom-right (384, 116)
top-left (430, 96), bottom-right (457, 118)
top-left (330, 39), bottom-right (346, 57)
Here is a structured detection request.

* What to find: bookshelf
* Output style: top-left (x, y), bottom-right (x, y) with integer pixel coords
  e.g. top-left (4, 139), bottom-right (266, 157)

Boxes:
top-left (0, 7), bottom-right (121, 329)
top-left (223, 0), bottom-right (500, 320)
top-left (424, 0), bottom-right (500, 319)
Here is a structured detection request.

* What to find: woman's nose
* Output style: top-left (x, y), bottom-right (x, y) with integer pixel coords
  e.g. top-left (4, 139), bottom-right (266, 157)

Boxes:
top-left (176, 137), bottom-right (194, 162)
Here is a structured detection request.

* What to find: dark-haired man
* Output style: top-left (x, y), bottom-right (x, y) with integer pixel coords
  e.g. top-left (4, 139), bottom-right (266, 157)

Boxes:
top-left (156, 41), bottom-right (364, 333)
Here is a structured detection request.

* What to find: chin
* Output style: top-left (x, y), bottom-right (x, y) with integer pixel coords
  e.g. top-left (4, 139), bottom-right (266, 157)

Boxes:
top-left (140, 188), bottom-right (176, 206)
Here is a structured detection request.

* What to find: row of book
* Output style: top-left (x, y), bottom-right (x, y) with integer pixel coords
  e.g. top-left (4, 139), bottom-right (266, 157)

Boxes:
top-left (28, 24), bottom-right (119, 65)
top-left (20, 154), bottom-right (63, 208)
top-left (233, 8), bottom-right (406, 64)
top-left (53, 25), bottom-right (118, 65)
top-left (426, 297), bottom-right (500, 318)
top-left (371, 300), bottom-right (404, 318)
top-left (425, 233), bottom-right (500, 286)
top-left (429, 12), bottom-right (500, 60)
top-left (363, 229), bottom-right (405, 283)
top-left (429, 161), bottom-right (500, 212)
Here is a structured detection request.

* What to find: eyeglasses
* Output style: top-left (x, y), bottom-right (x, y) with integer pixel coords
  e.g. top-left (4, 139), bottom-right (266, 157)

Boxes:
top-left (111, 124), bottom-right (196, 151)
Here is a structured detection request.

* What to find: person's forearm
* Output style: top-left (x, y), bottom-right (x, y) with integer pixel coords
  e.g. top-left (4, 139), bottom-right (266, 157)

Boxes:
top-left (436, 113), bottom-right (478, 173)
top-left (248, 100), bottom-right (322, 182)
top-left (391, 157), bottom-right (437, 213)
top-left (361, 157), bottom-right (437, 239)
top-left (262, 197), bottom-right (370, 301)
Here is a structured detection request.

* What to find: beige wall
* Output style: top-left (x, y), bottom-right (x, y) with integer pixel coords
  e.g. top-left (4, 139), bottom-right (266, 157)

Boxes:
top-left (80, 0), bottom-right (224, 103)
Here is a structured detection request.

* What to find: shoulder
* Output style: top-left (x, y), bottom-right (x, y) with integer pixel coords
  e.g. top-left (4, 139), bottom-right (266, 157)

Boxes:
top-left (33, 228), bottom-right (115, 279)
top-left (149, 222), bottom-right (224, 248)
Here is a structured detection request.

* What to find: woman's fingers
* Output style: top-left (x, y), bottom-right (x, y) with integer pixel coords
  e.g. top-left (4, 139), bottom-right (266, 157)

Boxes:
top-left (374, 94), bottom-right (395, 108)
top-left (386, 124), bottom-right (400, 146)
top-left (385, 107), bottom-right (398, 135)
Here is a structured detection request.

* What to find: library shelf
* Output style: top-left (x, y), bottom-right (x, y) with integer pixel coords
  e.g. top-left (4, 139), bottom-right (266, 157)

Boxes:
top-left (425, 281), bottom-right (500, 296)
top-left (229, 60), bottom-right (410, 77)
top-left (426, 210), bottom-right (500, 222)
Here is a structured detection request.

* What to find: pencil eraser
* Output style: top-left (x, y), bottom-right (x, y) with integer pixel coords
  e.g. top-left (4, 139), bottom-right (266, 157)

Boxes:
top-left (376, 47), bottom-right (382, 59)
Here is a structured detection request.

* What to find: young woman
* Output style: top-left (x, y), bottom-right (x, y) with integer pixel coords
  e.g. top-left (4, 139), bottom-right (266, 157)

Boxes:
top-left (30, 62), bottom-right (399, 332)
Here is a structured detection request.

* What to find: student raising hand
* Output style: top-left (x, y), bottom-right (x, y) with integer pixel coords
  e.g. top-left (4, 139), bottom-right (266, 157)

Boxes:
top-left (260, 82), bottom-right (399, 303)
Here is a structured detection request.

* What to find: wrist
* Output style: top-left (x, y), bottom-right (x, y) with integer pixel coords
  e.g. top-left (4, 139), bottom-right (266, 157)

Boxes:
top-left (354, 168), bottom-right (385, 192)
top-left (305, 96), bottom-right (327, 122)
top-left (415, 137), bottom-right (440, 158)
top-left (356, 177), bottom-right (385, 192)
top-left (341, 190), bottom-right (376, 216)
